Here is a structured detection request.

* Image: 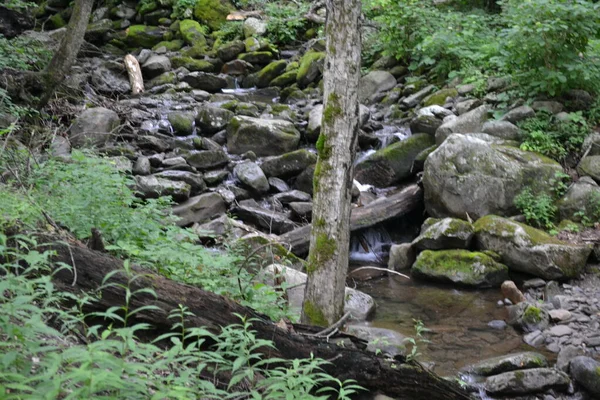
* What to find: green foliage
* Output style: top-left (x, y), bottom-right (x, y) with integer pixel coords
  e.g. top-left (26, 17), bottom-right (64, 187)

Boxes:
top-left (498, 0), bottom-right (600, 96)
top-left (172, 0), bottom-right (197, 19)
top-left (0, 35), bottom-right (52, 71)
top-left (402, 319), bottom-right (430, 362)
top-left (264, 1), bottom-right (309, 45)
top-left (514, 188), bottom-right (557, 230)
top-left (575, 191), bottom-right (600, 227)
top-left (519, 111), bottom-right (591, 161)
top-left (3, 0), bottom-right (36, 11)
top-left (213, 21), bottom-right (244, 42)
top-left (0, 236), bottom-right (363, 398)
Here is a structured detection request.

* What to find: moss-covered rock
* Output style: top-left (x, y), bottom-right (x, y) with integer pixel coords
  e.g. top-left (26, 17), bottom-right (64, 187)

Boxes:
top-left (412, 249), bottom-right (509, 288)
top-left (179, 19), bottom-right (207, 47)
top-left (216, 40), bottom-right (245, 62)
top-left (227, 116), bottom-right (301, 157)
top-left (463, 352), bottom-right (548, 377)
top-left (137, 0), bottom-right (158, 15)
top-left (270, 70), bottom-right (298, 88)
top-left (413, 144), bottom-right (437, 172)
top-left (170, 56), bottom-right (214, 72)
top-left (412, 217), bottom-right (474, 250)
top-left (48, 13), bottom-right (66, 29)
top-left (423, 88), bottom-right (458, 107)
top-left (152, 39), bottom-right (184, 51)
top-left (354, 133), bottom-right (434, 187)
top-left (507, 302), bottom-right (550, 333)
top-left (297, 51), bottom-right (325, 88)
top-left (474, 215), bottom-right (593, 280)
top-left (255, 60), bottom-right (287, 88)
top-left (237, 51), bottom-right (274, 65)
top-left (126, 25), bottom-right (165, 48)
top-left (193, 0), bottom-right (231, 31)
top-left (168, 112), bottom-right (196, 136)
top-left (146, 71), bottom-right (177, 89)
top-left (577, 155), bottom-right (600, 183)
top-left (260, 149), bottom-right (318, 179)
top-left (195, 105), bottom-right (234, 135)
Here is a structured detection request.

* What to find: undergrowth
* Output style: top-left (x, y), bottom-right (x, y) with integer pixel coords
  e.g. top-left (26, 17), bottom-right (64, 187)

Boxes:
top-left (0, 234), bottom-right (363, 398)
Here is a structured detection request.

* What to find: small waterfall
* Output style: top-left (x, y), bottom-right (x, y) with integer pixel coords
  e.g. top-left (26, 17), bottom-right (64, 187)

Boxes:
top-left (376, 125), bottom-right (411, 148)
top-left (349, 226), bottom-right (392, 264)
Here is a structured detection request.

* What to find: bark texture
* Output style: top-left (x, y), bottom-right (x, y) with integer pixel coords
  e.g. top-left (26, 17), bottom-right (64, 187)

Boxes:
top-left (301, 0), bottom-right (362, 326)
top-left (38, 235), bottom-right (471, 400)
top-left (39, 0), bottom-right (94, 107)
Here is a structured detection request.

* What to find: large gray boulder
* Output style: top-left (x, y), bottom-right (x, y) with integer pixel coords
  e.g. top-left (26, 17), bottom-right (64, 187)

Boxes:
top-left (435, 105), bottom-right (490, 144)
top-left (354, 133), bottom-right (434, 187)
top-left (243, 17), bottom-right (267, 38)
top-left (412, 249), bottom-right (509, 288)
top-left (231, 202), bottom-right (296, 234)
top-left (227, 116), bottom-right (300, 156)
top-left (423, 134), bottom-right (563, 220)
top-left (181, 72), bottom-right (228, 92)
top-left (172, 192), bottom-right (227, 226)
top-left (359, 70), bottom-right (396, 103)
top-left (234, 162), bottom-right (270, 194)
top-left (484, 368), bottom-right (570, 395)
top-left (481, 120), bottom-right (520, 140)
top-left (557, 177), bottom-right (600, 222)
top-left (153, 170), bottom-right (206, 194)
top-left (185, 150), bottom-right (229, 170)
top-left (463, 352), bottom-right (548, 376)
top-left (69, 107), bottom-right (120, 148)
top-left (474, 215), bottom-right (592, 280)
top-left (570, 356), bottom-right (600, 396)
top-left (260, 149), bottom-right (317, 179)
top-left (142, 55), bottom-right (171, 79)
top-left (577, 155), bottom-right (600, 183)
top-left (134, 175), bottom-right (190, 201)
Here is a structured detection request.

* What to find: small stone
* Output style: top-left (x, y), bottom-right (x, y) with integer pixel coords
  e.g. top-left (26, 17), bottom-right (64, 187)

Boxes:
top-left (549, 325), bottom-right (572, 337)
top-left (523, 278), bottom-right (547, 289)
top-left (549, 309), bottom-right (572, 322)
top-left (488, 320), bottom-right (507, 330)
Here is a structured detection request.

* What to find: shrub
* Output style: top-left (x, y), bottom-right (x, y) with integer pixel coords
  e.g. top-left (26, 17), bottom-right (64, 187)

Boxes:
top-left (265, 1), bottom-right (310, 45)
top-left (514, 188), bottom-right (557, 230)
top-left (0, 34), bottom-right (52, 71)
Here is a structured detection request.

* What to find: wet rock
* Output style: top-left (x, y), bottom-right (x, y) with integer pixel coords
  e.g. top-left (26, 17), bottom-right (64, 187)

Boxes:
top-left (435, 105), bottom-right (490, 144)
top-left (549, 309), bottom-right (571, 322)
top-left (195, 106), bottom-right (234, 135)
top-left (296, 50), bottom-right (325, 88)
top-left (203, 170), bottom-right (229, 185)
top-left (507, 302), bottom-right (550, 333)
top-left (549, 325), bottom-right (572, 337)
top-left (388, 243), bottom-right (415, 271)
top-left (217, 40), bottom-right (245, 62)
top-left (354, 133), bottom-right (434, 187)
top-left (272, 190), bottom-right (311, 205)
top-left (359, 70), bottom-right (397, 103)
top-left (137, 135), bottom-right (170, 152)
top-left (261, 150), bottom-right (318, 179)
top-left (488, 320), bottom-right (507, 330)
top-left (185, 150), bottom-right (229, 170)
top-left (412, 249), bottom-right (509, 288)
top-left (412, 217), bottom-right (474, 250)
top-left (260, 264), bottom-right (375, 320)
top-left (424, 134), bottom-right (563, 220)
top-left (238, 51), bottom-right (275, 65)
top-left (181, 72), bottom-right (228, 92)
top-left (227, 116), bottom-right (301, 157)
top-left (524, 330), bottom-right (546, 347)
top-left (502, 281), bottom-right (526, 304)
top-left (90, 65), bottom-right (130, 95)
top-left (154, 170), bottom-right (206, 194)
top-left (135, 175), bottom-right (191, 201)
top-left (256, 60), bottom-right (287, 88)
top-left (474, 215), bottom-right (592, 280)
top-left (231, 203), bottom-right (296, 234)
top-left (569, 356), bottom-right (600, 396)
top-left (484, 368), bottom-right (570, 395)
top-left (410, 114), bottom-right (443, 136)
top-left (289, 202), bottom-right (312, 221)
top-left (346, 325), bottom-right (406, 356)
top-left (234, 161), bottom-right (270, 194)
top-left (172, 192), bottom-right (227, 226)
top-left (168, 111), bottom-right (196, 136)
top-left (294, 165), bottom-right (315, 195)
top-left (464, 352), bottom-right (548, 376)
top-left (556, 345), bottom-right (584, 372)
top-left (69, 107), bottom-right (120, 148)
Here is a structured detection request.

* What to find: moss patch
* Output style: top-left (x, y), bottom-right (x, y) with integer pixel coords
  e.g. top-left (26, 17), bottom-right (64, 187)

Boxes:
top-left (307, 233), bottom-right (336, 274)
top-left (170, 56), bottom-right (214, 72)
top-left (423, 88), bottom-right (458, 107)
top-left (193, 0), bottom-right (231, 31)
top-left (126, 25), bottom-right (165, 48)
top-left (302, 300), bottom-right (328, 326)
top-left (179, 19), bottom-right (208, 47)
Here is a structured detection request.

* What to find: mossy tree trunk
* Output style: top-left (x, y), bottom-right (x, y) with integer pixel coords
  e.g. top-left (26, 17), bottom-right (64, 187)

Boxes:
top-left (38, 0), bottom-right (94, 108)
top-left (301, 0), bottom-right (361, 326)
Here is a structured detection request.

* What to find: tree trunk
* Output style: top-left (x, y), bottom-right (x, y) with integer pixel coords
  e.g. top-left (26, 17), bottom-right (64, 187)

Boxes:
top-left (40, 236), bottom-right (471, 400)
top-left (300, 0), bottom-right (362, 326)
top-left (38, 0), bottom-right (94, 108)
top-left (124, 54), bottom-right (145, 95)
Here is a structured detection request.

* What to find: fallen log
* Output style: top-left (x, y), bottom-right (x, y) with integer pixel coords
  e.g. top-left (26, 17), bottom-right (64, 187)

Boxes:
top-left (279, 184), bottom-right (423, 256)
top-left (124, 54), bottom-right (144, 95)
top-left (44, 235), bottom-right (469, 400)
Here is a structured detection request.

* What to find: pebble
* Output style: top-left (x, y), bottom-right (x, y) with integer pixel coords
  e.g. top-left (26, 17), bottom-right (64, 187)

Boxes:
top-left (549, 325), bottom-right (572, 337)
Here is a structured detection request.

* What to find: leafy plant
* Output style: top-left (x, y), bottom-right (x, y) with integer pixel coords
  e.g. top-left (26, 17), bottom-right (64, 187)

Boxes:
top-left (514, 188), bottom-right (557, 230)
top-left (172, 0), bottom-right (197, 18)
top-left (0, 35), bottom-right (52, 71)
top-left (401, 319), bottom-right (430, 362)
top-left (265, 1), bottom-right (310, 45)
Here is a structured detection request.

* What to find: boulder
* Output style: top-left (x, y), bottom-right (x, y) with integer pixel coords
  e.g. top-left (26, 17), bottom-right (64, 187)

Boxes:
top-left (296, 51), bottom-right (325, 87)
top-left (238, 51), bottom-right (274, 65)
top-left (69, 107), bottom-right (120, 148)
top-left (412, 217), bottom-right (474, 250)
top-left (484, 368), bottom-right (570, 395)
top-left (185, 150), bottom-right (229, 170)
top-left (193, 0), bottom-right (230, 31)
top-left (134, 175), bottom-right (190, 201)
top-left (195, 106), bottom-right (234, 135)
top-left (401, 85), bottom-right (436, 109)
top-left (243, 17), bottom-right (267, 38)
top-left (388, 243), bottom-right (415, 271)
top-left (90, 66), bottom-right (130, 95)
top-left (570, 356), bottom-right (600, 396)
top-left (142, 55), bottom-right (171, 79)
top-left (234, 162), bottom-right (270, 194)
top-left (256, 60), bottom-right (287, 88)
top-left (272, 190), bottom-right (311, 204)
top-left (354, 133), bottom-right (434, 187)
top-left (170, 56), bottom-right (214, 72)
top-left (181, 72), bottom-right (228, 92)
top-left (260, 264), bottom-right (375, 320)
top-left (231, 202), bottom-right (296, 234)
top-left (168, 111), bottom-right (195, 136)
top-left (260, 149), bottom-right (317, 179)
top-left (481, 120), bottom-right (520, 140)
top-left (216, 40), bottom-right (245, 62)
top-left (422, 88), bottom-right (457, 107)
top-left (126, 25), bottom-right (164, 48)
top-left (270, 70), bottom-right (298, 87)
top-left (227, 116), bottom-right (301, 156)
top-left (412, 249), bottom-right (509, 288)
top-left (435, 105), bottom-right (490, 144)
top-left (557, 177), bottom-right (600, 222)
top-left (359, 71), bottom-right (397, 103)
top-left (474, 215), bottom-right (592, 280)
top-left (172, 192), bottom-right (227, 226)
top-left (307, 104), bottom-right (370, 142)
top-left (577, 155), bottom-right (600, 183)
top-left (507, 302), bottom-right (550, 333)
top-left (153, 170), bottom-right (206, 194)
top-left (501, 105), bottom-right (535, 124)
top-left (463, 352), bottom-right (548, 376)
top-left (423, 134), bottom-right (563, 219)
top-left (346, 325), bottom-right (406, 356)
